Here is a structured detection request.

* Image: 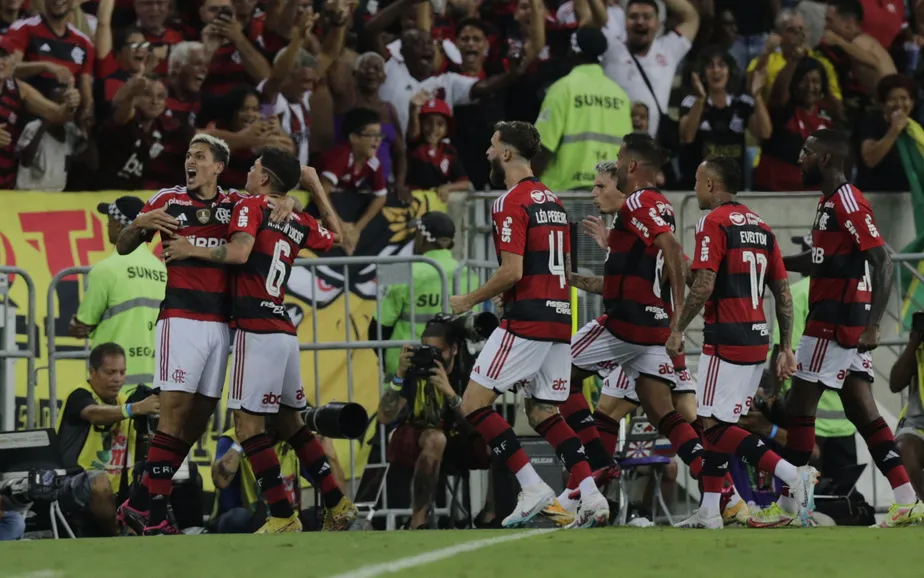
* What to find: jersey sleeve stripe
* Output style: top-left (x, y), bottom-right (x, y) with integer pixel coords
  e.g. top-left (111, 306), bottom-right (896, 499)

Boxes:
top-left (695, 215), bottom-right (707, 233)
top-left (837, 184), bottom-right (860, 214)
top-left (147, 186), bottom-right (184, 206)
top-left (627, 191), bottom-right (643, 211)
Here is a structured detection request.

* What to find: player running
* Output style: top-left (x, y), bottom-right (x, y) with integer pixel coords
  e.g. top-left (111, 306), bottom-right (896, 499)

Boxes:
top-left (449, 121), bottom-right (609, 528)
top-left (750, 129), bottom-right (924, 528)
top-left (162, 149), bottom-right (359, 533)
top-left (564, 135), bottom-right (705, 517)
top-left (667, 156), bottom-right (818, 529)
top-left (115, 135), bottom-right (298, 535)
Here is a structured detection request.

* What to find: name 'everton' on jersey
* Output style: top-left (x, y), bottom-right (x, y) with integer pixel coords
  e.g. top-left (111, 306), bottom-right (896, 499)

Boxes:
top-left (693, 202), bottom-right (785, 364)
top-left (806, 183), bottom-right (884, 348)
top-left (602, 189), bottom-right (676, 345)
top-left (491, 177), bottom-right (571, 343)
top-left (229, 195), bottom-right (335, 334)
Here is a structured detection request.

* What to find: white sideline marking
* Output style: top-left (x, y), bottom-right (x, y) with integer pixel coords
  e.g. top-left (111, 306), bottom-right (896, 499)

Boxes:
top-left (8, 572), bottom-right (63, 578)
top-left (327, 529), bottom-right (557, 578)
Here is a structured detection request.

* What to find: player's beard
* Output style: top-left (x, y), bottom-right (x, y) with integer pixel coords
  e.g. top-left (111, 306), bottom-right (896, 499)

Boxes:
top-left (616, 165), bottom-right (630, 193)
top-left (489, 157), bottom-right (506, 189)
top-left (802, 164), bottom-right (823, 188)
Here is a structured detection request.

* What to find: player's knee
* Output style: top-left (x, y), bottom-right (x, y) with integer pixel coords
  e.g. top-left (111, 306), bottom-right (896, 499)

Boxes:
top-left (460, 383), bottom-right (491, 417)
top-left (597, 394), bottom-right (629, 420)
top-left (233, 411), bottom-right (264, 441)
top-left (89, 471), bottom-right (113, 500)
top-left (419, 429), bottom-right (447, 457)
top-left (672, 393), bottom-right (697, 422)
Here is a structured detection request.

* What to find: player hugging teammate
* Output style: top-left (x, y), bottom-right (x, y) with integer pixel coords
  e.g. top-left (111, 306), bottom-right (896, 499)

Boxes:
top-left (116, 135), bottom-right (357, 535)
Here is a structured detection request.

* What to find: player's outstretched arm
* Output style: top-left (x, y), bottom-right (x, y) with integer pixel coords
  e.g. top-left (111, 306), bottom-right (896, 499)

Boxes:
top-left (782, 250), bottom-right (812, 275)
top-left (163, 232), bottom-right (255, 265)
top-left (674, 269), bottom-right (715, 334)
top-left (449, 251), bottom-right (523, 314)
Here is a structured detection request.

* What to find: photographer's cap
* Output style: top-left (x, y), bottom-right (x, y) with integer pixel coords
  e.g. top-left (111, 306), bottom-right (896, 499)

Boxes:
top-left (97, 196), bottom-right (145, 226)
top-left (418, 212), bottom-right (455, 242)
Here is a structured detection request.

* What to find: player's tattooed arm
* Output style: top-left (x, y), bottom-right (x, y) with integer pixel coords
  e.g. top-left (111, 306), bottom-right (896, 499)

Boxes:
top-left (768, 278), bottom-right (794, 349)
top-left (783, 250), bottom-right (812, 275)
top-left (865, 244), bottom-right (894, 326)
top-left (571, 274), bottom-right (604, 295)
top-left (211, 444), bottom-right (243, 489)
top-left (674, 269), bottom-right (716, 332)
top-left (377, 388), bottom-right (407, 424)
top-left (116, 224), bottom-right (147, 255)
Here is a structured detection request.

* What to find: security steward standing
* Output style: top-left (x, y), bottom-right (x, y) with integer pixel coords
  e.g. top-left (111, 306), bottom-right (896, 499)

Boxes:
top-left (532, 27), bottom-right (632, 192)
top-left (371, 212), bottom-right (474, 377)
top-left (70, 196), bottom-right (166, 391)
top-left (56, 343), bottom-right (160, 536)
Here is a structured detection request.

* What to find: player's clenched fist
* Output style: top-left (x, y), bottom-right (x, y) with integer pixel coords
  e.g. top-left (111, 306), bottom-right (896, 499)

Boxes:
top-left (449, 295), bottom-right (472, 315)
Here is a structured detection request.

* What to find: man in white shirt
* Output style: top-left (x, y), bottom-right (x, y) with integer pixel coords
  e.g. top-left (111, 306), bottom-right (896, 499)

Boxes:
top-left (600, 0), bottom-right (699, 135)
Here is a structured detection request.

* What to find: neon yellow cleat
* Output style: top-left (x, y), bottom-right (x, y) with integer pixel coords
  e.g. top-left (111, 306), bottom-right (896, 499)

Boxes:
top-left (255, 513), bottom-right (302, 534)
top-left (746, 502), bottom-right (800, 528)
top-left (541, 498), bottom-right (576, 527)
top-left (323, 496), bottom-right (359, 531)
top-left (871, 501), bottom-right (924, 528)
top-left (722, 499), bottom-right (750, 526)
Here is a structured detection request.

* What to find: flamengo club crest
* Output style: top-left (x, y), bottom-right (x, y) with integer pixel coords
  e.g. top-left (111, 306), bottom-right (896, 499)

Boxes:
top-left (196, 208), bottom-right (211, 224)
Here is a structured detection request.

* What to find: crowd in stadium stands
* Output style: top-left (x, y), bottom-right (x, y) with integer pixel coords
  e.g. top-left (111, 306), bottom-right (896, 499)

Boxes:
top-left (0, 0), bottom-right (920, 198)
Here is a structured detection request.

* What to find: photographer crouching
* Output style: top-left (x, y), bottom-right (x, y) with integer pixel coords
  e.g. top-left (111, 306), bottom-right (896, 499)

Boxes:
top-left (378, 317), bottom-right (493, 529)
top-left (889, 312), bottom-right (924, 501)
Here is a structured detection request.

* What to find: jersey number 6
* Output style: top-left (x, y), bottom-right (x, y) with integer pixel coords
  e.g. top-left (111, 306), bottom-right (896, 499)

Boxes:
top-left (267, 239), bottom-right (291, 297)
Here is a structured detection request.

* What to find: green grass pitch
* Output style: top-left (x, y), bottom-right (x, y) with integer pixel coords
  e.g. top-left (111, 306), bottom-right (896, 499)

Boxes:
top-left (3, 526), bottom-right (923, 578)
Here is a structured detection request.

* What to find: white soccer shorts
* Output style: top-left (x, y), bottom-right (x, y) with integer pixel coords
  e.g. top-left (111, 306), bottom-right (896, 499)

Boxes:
top-left (227, 330), bottom-right (307, 414)
top-left (470, 327), bottom-right (571, 403)
top-left (154, 318), bottom-right (230, 398)
top-left (794, 335), bottom-right (874, 390)
top-left (602, 361), bottom-right (696, 403)
top-left (696, 353), bottom-right (763, 423)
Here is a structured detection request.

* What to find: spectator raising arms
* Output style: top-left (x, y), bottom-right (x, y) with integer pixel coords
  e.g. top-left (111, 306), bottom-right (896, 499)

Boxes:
top-left (858, 74), bottom-right (924, 193)
top-left (332, 52), bottom-right (407, 199)
top-left (318, 107), bottom-right (388, 253)
top-left (678, 46), bottom-right (771, 188)
top-left (821, 0), bottom-right (897, 95)
top-left (198, 0), bottom-right (270, 96)
top-left (95, 0), bottom-right (152, 117)
top-left (200, 85), bottom-right (295, 189)
top-left (97, 75), bottom-right (192, 190)
top-left (405, 95), bottom-right (469, 201)
top-left (134, 0), bottom-right (183, 76)
top-left (0, 37), bottom-right (81, 189)
top-left (755, 57), bottom-right (835, 191)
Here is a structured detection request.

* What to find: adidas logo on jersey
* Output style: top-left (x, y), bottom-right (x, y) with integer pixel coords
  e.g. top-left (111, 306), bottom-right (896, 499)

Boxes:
top-left (39, 43), bottom-right (50, 52)
top-left (176, 213), bottom-right (188, 223)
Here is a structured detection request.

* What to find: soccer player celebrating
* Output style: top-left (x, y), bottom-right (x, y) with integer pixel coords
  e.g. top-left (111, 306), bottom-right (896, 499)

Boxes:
top-left (449, 121), bottom-right (609, 528)
top-left (667, 156), bottom-right (818, 529)
top-left (162, 148), bottom-right (358, 533)
top-left (566, 135), bottom-right (705, 515)
top-left (115, 135), bottom-right (298, 535)
top-left (750, 129), bottom-right (924, 528)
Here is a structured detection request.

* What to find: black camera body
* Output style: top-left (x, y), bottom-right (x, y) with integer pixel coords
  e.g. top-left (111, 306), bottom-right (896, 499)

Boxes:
top-left (409, 345), bottom-right (442, 375)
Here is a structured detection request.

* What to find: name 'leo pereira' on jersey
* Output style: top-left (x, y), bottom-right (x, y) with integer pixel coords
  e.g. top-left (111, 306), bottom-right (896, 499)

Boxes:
top-left (491, 177), bottom-right (571, 343)
top-left (229, 195), bottom-right (335, 334)
top-left (693, 202), bottom-right (786, 364)
top-left (602, 189), bottom-right (676, 345)
top-left (806, 183), bottom-right (885, 348)
top-left (140, 186), bottom-right (249, 323)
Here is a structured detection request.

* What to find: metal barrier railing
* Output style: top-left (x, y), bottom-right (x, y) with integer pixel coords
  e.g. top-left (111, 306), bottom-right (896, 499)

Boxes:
top-left (0, 267), bottom-right (38, 429)
top-left (46, 266), bottom-right (92, 425)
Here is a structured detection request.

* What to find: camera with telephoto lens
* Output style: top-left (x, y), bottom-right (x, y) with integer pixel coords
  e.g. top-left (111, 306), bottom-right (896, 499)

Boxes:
top-left (446, 312), bottom-right (499, 342)
top-left (0, 469), bottom-right (61, 509)
top-left (301, 402), bottom-right (369, 440)
top-left (913, 311), bottom-right (924, 335)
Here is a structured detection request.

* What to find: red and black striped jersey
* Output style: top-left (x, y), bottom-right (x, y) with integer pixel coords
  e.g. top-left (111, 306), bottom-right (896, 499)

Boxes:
top-left (0, 77), bottom-right (24, 189)
top-left (140, 186), bottom-right (249, 322)
top-left (6, 16), bottom-right (94, 96)
top-left (96, 116), bottom-right (192, 190)
top-left (164, 89), bottom-right (199, 128)
top-left (693, 202), bottom-right (786, 364)
top-left (229, 196), bottom-right (334, 334)
top-left (602, 189), bottom-right (676, 345)
top-left (200, 23), bottom-right (264, 97)
top-left (805, 183), bottom-right (884, 347)
top-left (492, 177), bottom-right (571, 343)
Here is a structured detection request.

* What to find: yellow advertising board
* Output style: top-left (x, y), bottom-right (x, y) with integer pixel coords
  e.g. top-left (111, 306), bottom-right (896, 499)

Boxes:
top-left (2, 190), bottom-right (426, 492)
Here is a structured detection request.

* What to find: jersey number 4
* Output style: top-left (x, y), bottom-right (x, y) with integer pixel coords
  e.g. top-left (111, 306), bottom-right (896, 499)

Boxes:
top-left (267, 239), bottom-right (291, 297)
top-left (742, 250), bottom-right (768, 310)
top-left (549, 231), bottom-right (566, 288)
